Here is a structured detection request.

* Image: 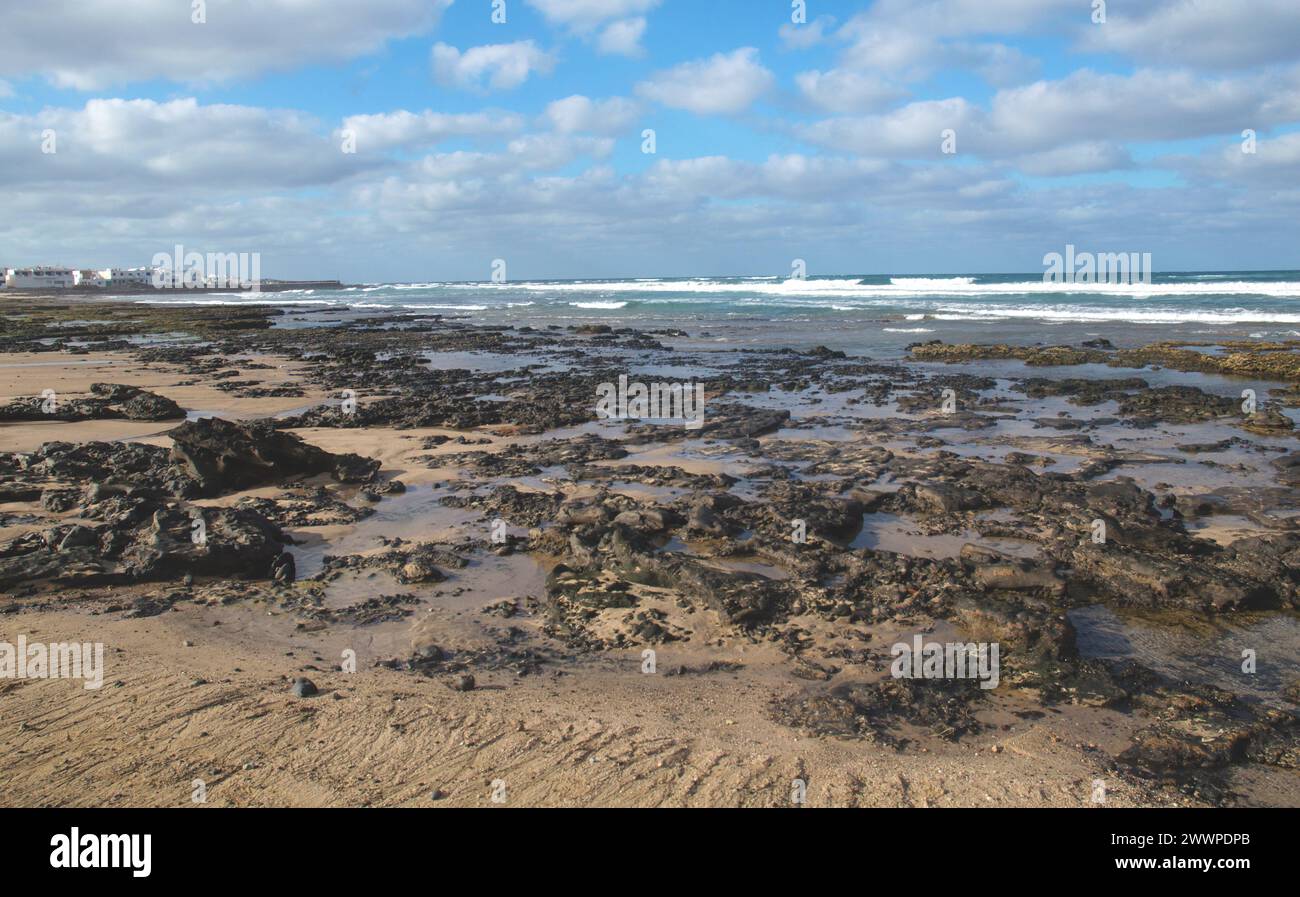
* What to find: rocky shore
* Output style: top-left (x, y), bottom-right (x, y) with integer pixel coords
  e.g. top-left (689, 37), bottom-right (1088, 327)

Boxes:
top-left (1, 299), bottom-right (1296, 807)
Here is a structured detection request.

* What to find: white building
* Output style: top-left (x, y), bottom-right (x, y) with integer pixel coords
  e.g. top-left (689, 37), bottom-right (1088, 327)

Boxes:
top-left (101, 267), bottom-right (159, 288)
top-left (75, 270), bottom-right (107, 288)
top-left (4, 266), bottom-right (78, 289)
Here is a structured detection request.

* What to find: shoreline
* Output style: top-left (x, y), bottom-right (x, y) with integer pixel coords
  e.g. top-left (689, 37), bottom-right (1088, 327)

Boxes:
top-left (0, 280), bottom-right (351, 297)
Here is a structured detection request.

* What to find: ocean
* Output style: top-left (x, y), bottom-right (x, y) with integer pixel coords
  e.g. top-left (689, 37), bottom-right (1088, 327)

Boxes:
top-left (128, 270), bottom-right (1300, 357)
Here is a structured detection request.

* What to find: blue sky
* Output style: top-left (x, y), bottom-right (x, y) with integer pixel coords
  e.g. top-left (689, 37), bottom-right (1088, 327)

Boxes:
top-left (2, 0), bottom-right (1299, 280)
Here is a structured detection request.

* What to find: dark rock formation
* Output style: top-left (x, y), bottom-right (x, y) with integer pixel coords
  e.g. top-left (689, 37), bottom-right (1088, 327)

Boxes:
top-left (168, 417), bottom-right (379, 495)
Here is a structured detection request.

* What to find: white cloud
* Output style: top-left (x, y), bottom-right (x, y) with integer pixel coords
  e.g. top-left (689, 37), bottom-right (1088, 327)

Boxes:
top-left (389, 134), bottom-right (614, 186)
top-left (779, 16), bottom-right (837, 51)
top-left (339, 110), bottom-right (524, 153)
top-left (1165, 132), bottom-right (1300, 187)
top-left (525, 1), bottom-right (659, 56)
top-left (799, 67), bottom-right (1300, 159)
top-left (525, 0), bottom-right (659, 30)
top-left (644, 154), bottom-right (894, 202)
top-left (0, 0), bottom-right (452, 90)
top-left (0, 98), bottom-right (358, 189)
top-left (636, 48), bottom-right (774, 115)
top-left (950, 42), bottom-right (1040, 87)
top-left (795, 69), bottom-right (906, 114)
top-left (836, 24), bottom-right (936, 77)
top-left (843, 0), bottom-right (1075, 39)
top-left (596, 18), bottom-right (649, 57)
top-left (542, 96), bottom-right (641, 135)
top-left (988, 68), bottom-right (1300, 150)
top-left (505, 134), bottom-right (615, 168)
top-left (4, 96), bottom-right (1298, 280)
top-left (0, 80), bottom-right (13, 99)
top-left (431, 41), bottom-right (556, 92)
top-left (1016, 142), bottom-right (1134, 177)
top-left (799, 98), bottom-right (982, 157)
top-left (821, 1), bottom-right (1071, 84)
top-left (1079, 0), bottom-right (1300, 70)
top-left (801, 40), bottom-right (1028, 102)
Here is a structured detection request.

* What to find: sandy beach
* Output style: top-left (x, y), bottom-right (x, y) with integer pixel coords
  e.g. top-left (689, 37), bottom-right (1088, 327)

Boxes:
top-left (1, 298), bottom-right (1297, 807)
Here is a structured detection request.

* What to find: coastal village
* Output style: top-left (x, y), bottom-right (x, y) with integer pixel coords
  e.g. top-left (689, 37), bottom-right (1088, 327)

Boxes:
top-left (1, 266), bottom-right (159, 290)
top-left (1, 265), bottom-right (343, 291)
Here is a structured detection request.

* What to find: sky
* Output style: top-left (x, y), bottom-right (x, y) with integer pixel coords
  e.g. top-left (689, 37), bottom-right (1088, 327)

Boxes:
top-left (1, 0), bottom-right (1299, 281)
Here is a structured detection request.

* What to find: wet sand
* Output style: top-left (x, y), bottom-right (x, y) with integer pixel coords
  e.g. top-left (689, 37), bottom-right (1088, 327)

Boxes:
top-left (1, 302), bottom-right (1297, 807)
